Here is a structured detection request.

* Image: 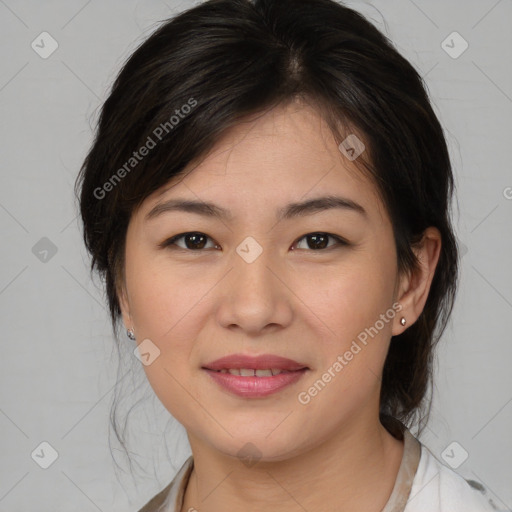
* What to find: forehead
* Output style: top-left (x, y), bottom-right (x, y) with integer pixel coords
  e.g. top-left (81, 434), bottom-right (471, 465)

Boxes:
top-left (140, 101), bottom-right (387, 224)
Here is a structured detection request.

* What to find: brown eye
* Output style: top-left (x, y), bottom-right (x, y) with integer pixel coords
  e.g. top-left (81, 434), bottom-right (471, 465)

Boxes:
top-left (293, 233), bottom-right (347, 251)
top-left (161, 232), bottom-right (218, 251)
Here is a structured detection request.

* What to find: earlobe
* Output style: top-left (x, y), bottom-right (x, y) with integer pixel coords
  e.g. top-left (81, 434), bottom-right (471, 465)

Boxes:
top-left (392, 227), bottom-right (442, 335)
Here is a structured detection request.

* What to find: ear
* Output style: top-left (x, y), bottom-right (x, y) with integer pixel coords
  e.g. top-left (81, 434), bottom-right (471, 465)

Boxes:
top-left (392, 227), bottom-right (442, 335)
top-left (117, 279), bottom-right (134, 334)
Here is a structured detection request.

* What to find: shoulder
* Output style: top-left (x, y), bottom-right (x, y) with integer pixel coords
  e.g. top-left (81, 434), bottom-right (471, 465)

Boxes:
top-left (404, 443), bottom-right (500, 512)
top-left (136, 456), bottom-right (194, 512)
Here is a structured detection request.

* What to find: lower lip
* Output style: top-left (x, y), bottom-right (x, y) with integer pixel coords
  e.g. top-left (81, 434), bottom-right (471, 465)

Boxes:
top-left (203, 369), bottom-right (308, 398)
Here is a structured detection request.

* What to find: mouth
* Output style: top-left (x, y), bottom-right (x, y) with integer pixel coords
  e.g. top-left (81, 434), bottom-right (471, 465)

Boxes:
top-left (201, 353), bottom-right (309, 398)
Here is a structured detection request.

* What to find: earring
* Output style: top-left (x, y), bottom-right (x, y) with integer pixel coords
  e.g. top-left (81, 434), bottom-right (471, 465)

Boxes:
top-left (400, 317), bottom-right (406, 326)
top-left (127, 328), bottom-right (136, 340)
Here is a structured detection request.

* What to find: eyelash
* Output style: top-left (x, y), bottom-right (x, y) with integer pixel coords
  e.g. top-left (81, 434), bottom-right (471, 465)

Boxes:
top-left (158, 232), bottom-right (349, 252)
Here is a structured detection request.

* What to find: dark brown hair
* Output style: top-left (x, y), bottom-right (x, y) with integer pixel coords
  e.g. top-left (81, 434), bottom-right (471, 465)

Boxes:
top-left (75, 0), bottom-right (459, 465)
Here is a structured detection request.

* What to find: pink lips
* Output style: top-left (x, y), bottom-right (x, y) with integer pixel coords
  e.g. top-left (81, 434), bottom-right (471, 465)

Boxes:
top-left (202, 353), bottom-right (309, 398)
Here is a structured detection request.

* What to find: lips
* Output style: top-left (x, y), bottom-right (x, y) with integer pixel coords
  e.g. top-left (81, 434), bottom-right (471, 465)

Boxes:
top-left (202, 354), bottom-right (309, 398)
top-left (202, 353), bottom-right (308, 372)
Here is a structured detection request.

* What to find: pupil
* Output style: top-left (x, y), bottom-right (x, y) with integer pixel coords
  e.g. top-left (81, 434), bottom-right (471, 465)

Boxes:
top-left (309, 233), bottom-right (327, 249)
top-left (187, 233), bottom-right (206, 249)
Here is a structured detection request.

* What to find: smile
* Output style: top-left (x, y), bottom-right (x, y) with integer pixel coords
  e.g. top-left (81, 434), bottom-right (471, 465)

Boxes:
top-left (203, 368), bottom-right (308, 398)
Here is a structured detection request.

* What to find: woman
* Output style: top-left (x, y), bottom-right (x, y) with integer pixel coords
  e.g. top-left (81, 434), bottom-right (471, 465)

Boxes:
top-left (75, 0), bottom-right (499, 510)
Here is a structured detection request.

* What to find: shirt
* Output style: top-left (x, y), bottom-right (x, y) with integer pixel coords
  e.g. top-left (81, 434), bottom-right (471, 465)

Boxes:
top-left (137, 425), bottom-right (500, 512)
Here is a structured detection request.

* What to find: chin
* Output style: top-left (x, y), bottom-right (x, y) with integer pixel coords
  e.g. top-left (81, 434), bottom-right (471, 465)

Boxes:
top-left (204, 427), bottom-right (308, 465)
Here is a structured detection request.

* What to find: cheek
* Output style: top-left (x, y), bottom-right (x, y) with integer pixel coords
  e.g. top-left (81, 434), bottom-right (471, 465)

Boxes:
top-left (295, 272), bottom-right (395, 433)
top-left (306, 258), bottom-right (395, 339)
top-left (125, 247), bottom-right (201, 337)
top-left (124, 247), bottom-right (221, 395)
top-left (302, 253), bottom-right (397, 393)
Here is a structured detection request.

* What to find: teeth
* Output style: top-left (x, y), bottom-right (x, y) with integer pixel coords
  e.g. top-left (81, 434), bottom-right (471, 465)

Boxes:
top-left (217, 368), bottom-right (286, 376)
top-left (255, 369), bottom-right (273, 377)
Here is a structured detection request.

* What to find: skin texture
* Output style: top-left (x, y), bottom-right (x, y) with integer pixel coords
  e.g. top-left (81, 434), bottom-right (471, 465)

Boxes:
top-left (118, 99), bottom-right (441, 512)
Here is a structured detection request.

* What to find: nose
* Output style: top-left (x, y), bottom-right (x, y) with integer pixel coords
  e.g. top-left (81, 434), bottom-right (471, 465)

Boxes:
top-left (215, 240), bottom-right (294, 336)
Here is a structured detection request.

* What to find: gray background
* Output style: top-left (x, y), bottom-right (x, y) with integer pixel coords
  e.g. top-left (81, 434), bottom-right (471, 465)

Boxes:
top-left (0, 0), bottom-right (511, 510)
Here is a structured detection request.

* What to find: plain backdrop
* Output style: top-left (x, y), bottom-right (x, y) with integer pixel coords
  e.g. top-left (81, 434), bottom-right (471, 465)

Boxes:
top-left (0, 0), bottom-right (511, 510)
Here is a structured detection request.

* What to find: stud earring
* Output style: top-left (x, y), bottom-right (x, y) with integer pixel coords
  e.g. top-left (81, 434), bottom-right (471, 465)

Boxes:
top-left (127, 328), bottom-right (136, 340)
top-left (400, 317), bottom-right (406, 326)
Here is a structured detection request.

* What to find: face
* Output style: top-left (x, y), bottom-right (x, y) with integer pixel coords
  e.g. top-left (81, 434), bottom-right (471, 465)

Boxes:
top-left (118, 99), bottom-right (408, 462)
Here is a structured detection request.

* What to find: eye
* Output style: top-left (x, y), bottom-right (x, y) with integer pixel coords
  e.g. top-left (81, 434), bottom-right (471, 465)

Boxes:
top-left (159, 231), bottom-right (348, 252)
top-left (293, 232), bottom-right (348, 251)
top-left (160, 232), bottom-right (219, 251)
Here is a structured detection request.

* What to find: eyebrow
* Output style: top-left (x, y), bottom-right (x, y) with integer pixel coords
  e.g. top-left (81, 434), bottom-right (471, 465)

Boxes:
top-left (145, 195), bottom-right (368, 223)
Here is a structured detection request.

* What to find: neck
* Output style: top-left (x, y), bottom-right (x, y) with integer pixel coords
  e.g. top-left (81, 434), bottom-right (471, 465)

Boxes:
top-left (180, 415), bottom-right (404, 512)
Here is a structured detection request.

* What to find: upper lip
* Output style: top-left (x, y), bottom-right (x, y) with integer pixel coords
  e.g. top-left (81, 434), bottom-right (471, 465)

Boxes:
top-left (203, 353), bottom-right (308, 371)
